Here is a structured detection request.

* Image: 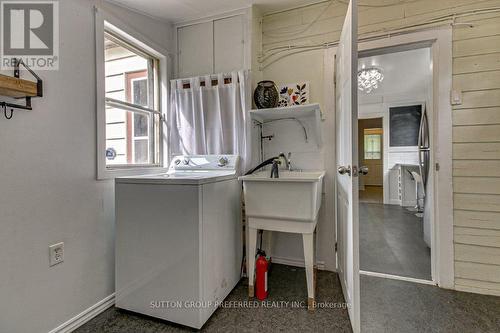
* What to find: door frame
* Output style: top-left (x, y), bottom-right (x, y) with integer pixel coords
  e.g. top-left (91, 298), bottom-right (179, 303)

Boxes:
top-left (325, 26), bottom-right (454, 297)
top-left (356, 27), bottom-right (454, 289)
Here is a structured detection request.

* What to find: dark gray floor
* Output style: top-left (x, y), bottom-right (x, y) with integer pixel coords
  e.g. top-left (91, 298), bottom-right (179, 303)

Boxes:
top-left (361, 275), bottom-right (500, 332)
top-left (74, 264), bottom-right (352, 333)
top-left (360, 202), bottom-right (432, 280)
top-left (75, 264), bottom-right (500, 333)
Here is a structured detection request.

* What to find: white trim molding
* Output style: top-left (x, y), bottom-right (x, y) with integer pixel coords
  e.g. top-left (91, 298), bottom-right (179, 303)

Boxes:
top-left (360, 271), bottom-right (436, 286)
top-left (48, 294), bottom-right (115, 333)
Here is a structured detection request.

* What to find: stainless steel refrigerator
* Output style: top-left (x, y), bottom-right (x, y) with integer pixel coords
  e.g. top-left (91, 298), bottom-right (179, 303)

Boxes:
top-left (418, 105), bottom-right (430, 192)
top-left (419, 104), bottom-right (432, 247)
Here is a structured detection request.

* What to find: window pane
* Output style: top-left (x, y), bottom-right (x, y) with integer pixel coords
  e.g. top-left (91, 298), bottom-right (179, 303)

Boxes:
top-left (134, 140), bottom-right (149, 164)
top-left (105, 105), bottom-right (154, 165)
top-left (364, 131), bottom-right (382, 160)
top-left (104, 34), bottom-right (151, 107)
top-left (133, 79), bottom-right (148, 106)
top-left (134, 112), bottom-right (149, 137)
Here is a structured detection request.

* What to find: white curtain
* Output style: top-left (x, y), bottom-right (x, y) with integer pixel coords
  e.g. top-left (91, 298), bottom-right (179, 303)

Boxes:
top-left (168, 70), bottom-right (252, 172)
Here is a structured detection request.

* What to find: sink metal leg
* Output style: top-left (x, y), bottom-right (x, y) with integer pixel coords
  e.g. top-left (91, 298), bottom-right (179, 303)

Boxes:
top-left (303, 232), bottom-right (315, 311)
top-left (248, 226), bottom-right (257, 298)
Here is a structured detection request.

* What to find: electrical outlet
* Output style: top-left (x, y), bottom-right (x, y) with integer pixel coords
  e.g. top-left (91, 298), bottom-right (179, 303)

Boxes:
top-left (49, 242), bottom-right (64, 266)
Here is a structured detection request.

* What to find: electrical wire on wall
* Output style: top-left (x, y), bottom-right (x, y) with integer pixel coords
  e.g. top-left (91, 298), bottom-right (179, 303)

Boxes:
top-left (258, 4), bottom-right (500, 70)
top-left (262, 0), bottom-right (337, 38)
top-left (261, 0), bottom-right (424, 39)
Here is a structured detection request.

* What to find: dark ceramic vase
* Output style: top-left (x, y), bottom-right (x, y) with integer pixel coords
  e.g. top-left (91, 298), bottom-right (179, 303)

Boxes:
top-left (254, 81), bottom-right (279, 109)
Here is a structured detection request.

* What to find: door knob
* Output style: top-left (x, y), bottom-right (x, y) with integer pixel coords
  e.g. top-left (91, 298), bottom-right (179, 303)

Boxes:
top-left (359, 166), bottom-right (369, 175)
top-left (338, 165), bottom-right (351, 176)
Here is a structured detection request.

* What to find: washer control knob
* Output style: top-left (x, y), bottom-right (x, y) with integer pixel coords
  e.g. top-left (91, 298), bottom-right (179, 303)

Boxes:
top-left (218, 157), bottom-right (229, 167)
top-left (183, 158), bottom-right (190, 165)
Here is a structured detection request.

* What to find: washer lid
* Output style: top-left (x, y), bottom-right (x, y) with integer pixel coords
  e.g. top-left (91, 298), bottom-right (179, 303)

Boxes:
top-left (116, 155), bottom-right (240, 184)
top-left (115, 170), bottom-right (237, 185)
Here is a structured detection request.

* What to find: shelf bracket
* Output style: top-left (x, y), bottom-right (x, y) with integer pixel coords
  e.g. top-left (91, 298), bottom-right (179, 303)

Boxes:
top-left (2, 58), bottom-right (43, 119)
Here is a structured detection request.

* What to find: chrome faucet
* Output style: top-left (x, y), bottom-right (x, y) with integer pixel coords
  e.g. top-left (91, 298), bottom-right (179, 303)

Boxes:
top-left (278, 152), bottom-right (292, 171)
top-left (270, 159), bottom-right (280, 178)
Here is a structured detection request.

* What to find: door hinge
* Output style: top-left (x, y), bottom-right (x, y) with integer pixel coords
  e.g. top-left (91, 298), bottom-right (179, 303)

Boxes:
top-left (334, 242), bottom-right (338, 252)
top-left (436, 162), bottom-right (440, 171)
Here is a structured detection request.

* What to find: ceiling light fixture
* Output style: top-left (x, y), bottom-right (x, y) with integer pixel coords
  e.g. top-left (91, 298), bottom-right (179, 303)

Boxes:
top-left (358, 67), bottom-right (384, 93)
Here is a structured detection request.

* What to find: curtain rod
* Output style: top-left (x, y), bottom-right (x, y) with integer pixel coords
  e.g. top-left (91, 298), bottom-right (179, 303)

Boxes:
top-left (173, 72), bottom-right (238, 83)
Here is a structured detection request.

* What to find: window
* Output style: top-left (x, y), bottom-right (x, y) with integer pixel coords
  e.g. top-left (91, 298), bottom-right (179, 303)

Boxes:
top-left (103, 31), bottom-right (160, 168)
top-left (364, 128), bottom-right (382, 160)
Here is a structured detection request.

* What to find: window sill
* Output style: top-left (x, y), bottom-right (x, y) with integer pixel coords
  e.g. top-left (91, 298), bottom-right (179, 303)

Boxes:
top-left (97, 166), bottom-right (167, 180)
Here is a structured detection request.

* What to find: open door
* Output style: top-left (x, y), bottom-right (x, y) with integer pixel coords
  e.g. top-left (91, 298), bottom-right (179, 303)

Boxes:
top-left (335, 0), bottom-right (359, 332)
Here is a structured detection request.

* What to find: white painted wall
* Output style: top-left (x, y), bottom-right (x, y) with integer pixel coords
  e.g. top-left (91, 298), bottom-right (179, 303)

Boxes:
top-left (0, 1), bottom-right (174, 332)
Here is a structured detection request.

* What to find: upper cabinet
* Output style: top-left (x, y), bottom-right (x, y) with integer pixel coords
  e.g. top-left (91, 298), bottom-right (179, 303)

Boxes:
top-left (214, 15), bottom-right (245, 74)
top-left (176, 12), bottom-right (249, 78)
top-left (177, 22), bottom-right (214, 78)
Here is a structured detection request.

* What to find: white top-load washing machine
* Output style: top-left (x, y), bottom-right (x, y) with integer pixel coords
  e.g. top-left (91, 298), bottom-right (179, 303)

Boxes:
top-left (115, 155), bottom-right (241, 329)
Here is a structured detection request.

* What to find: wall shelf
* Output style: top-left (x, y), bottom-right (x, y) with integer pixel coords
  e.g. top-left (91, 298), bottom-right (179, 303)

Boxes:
top-left (250, 103), bottom-right (321, 122)
top-left (250, 103), bottom-right (323, 147)
top-left (0, 74), bottom-right (38, 98)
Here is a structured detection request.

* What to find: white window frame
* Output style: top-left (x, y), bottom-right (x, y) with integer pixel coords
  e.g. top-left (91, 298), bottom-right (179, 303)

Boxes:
top-left (95, 7), bottom-right (169, 180)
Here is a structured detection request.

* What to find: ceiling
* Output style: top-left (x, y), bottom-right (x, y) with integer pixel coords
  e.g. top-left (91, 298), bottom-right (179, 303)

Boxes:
top-left (358, 48), bottom-right (432, 104)
top-left (106, 0), bottom-right (326, 23)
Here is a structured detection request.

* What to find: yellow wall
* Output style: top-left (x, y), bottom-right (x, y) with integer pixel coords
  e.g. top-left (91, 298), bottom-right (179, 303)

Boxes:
top-left (260, 0), bottom-right (500, 296)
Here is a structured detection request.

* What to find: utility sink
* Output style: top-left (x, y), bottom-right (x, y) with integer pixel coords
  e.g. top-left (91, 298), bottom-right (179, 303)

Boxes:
top-left (239, 171), bottom-right (325, 222)
top-left (240, 170), bottom-right (325, 309)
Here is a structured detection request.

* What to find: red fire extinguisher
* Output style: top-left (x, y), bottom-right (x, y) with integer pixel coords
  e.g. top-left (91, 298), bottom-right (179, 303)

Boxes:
top-left (255, 254), bottom-right (269, 300)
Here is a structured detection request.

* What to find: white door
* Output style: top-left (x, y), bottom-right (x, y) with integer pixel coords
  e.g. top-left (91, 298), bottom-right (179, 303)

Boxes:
top-left (335, 1), bottom-right (360, 332)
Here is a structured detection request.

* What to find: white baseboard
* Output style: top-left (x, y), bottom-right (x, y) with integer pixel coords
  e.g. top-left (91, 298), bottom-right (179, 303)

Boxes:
top-left (271, 255), bottom-right (326, 270)
top-left (48, 293), bottom-right (115, 333)
top-left (360, 270), bottom-right (435, 286)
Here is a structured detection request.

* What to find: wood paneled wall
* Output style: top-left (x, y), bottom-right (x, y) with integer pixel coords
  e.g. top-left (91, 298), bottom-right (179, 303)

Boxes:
top-left (262, 0), bottom-right (500, 296)
top-left (452, 12), bottom-right (500, 296)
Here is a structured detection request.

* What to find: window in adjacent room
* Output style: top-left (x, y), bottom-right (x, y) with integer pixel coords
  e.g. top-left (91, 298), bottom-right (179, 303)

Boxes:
top-left (364, 128), bottom-right (382, 160)
top-left (104, 31), bottom-right (160, 167)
